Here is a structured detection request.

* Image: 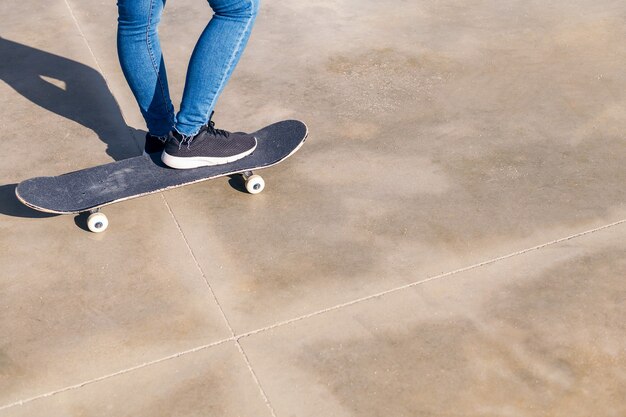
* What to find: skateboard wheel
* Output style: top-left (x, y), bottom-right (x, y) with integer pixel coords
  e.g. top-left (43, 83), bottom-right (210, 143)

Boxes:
top-left (245, 174), bottom-right (265, 194)
top-left (87, 212), bottom-right (109, 233)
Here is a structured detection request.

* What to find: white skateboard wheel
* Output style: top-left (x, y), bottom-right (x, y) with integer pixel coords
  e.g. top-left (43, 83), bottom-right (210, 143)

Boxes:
top-left (87, 212), bottom-right (109, 233)
top-left (245, 174), bottom-right (265, 194)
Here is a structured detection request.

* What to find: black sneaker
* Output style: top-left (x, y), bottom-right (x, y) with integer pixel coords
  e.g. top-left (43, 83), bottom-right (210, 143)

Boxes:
top-left (161, 118), bottom-right (257, 169)
top-left (143, 133), bottom-right (168, 155)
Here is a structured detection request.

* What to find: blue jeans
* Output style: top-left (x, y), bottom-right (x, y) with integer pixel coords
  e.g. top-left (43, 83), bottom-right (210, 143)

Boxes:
top-left (117, 0), bottom-right (259, 137)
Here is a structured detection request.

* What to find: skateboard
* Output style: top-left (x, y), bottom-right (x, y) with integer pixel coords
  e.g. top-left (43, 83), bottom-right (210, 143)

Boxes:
top-left (16, 120), bottom-right (308, 232)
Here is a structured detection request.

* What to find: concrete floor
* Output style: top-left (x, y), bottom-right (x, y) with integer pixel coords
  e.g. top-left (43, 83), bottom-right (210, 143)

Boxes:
top-left (1, 0), bottom-right (625, 415)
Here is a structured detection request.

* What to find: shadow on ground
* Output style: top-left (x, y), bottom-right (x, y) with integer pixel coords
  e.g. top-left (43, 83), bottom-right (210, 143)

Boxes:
top-left (0, 184), bottom-right (58, 218)
top-left (0, 36), bottom-right (138, 161)
top-left (0, 36), bottom-right (149, 219)
top-left (0, 37), bottom-right (265, 222)
top-left (227, 175), bottom-right (248, 194)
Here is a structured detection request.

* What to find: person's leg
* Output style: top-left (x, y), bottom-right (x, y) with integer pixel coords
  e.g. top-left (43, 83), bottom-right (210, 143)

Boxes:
top-left (117, 0), bottom-right (175, 138)
top-left (174, 0), bottom-right (260, 136)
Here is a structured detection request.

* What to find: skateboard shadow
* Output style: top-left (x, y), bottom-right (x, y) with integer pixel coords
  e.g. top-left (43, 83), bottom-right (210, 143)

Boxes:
top-left (0, 184), bottom-right (58, 219)
top-left (1, 184), bottom-right (89, 229)
top-left (0, 36), bottom-right (140, 161)
top-left (227, 175), bottom-right (249, 194)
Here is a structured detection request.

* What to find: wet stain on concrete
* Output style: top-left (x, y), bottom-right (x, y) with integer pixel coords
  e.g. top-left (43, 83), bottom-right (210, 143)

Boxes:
top-left (113, 367), bottom-right (228, 417)
top-left (10, 345), bottom-right (265, 416)
top-left (297, 247), bottom-right (626, 416)
top-left (0, 202), bottom-right (228, 402)
top-left (0, 349), bottom-right (24, 381)
top-left (162, 0), bottom-right (625, 329)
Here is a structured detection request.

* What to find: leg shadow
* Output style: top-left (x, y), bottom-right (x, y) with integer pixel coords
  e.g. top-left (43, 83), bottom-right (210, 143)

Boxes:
top-left (0, 36), bottom-right (139, 161)
top-left (0, 36), bottom-right (147, 219)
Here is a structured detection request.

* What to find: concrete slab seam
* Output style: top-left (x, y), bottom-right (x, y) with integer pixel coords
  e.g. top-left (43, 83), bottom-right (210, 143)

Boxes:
top-left (234, 217), bottom-right (626, 341)
top-left (0, 337), bottom-right (232, 412)
top-left (159, 195), bottom-right (236, 338)
top-left (234, 341), bottom-right (278, 417)
top-left (2, 218), bottom-right (623, 412)
top-left (160, 194), bottom-right (278, 417)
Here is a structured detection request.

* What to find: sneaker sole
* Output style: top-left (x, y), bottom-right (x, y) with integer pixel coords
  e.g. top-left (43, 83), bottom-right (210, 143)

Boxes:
top-left (161, 140), bottom-right (258, 169)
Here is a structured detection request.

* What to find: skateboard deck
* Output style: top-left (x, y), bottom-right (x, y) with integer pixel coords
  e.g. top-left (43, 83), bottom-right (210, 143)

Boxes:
top-left (16, 120), bottom-right (307, 231)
